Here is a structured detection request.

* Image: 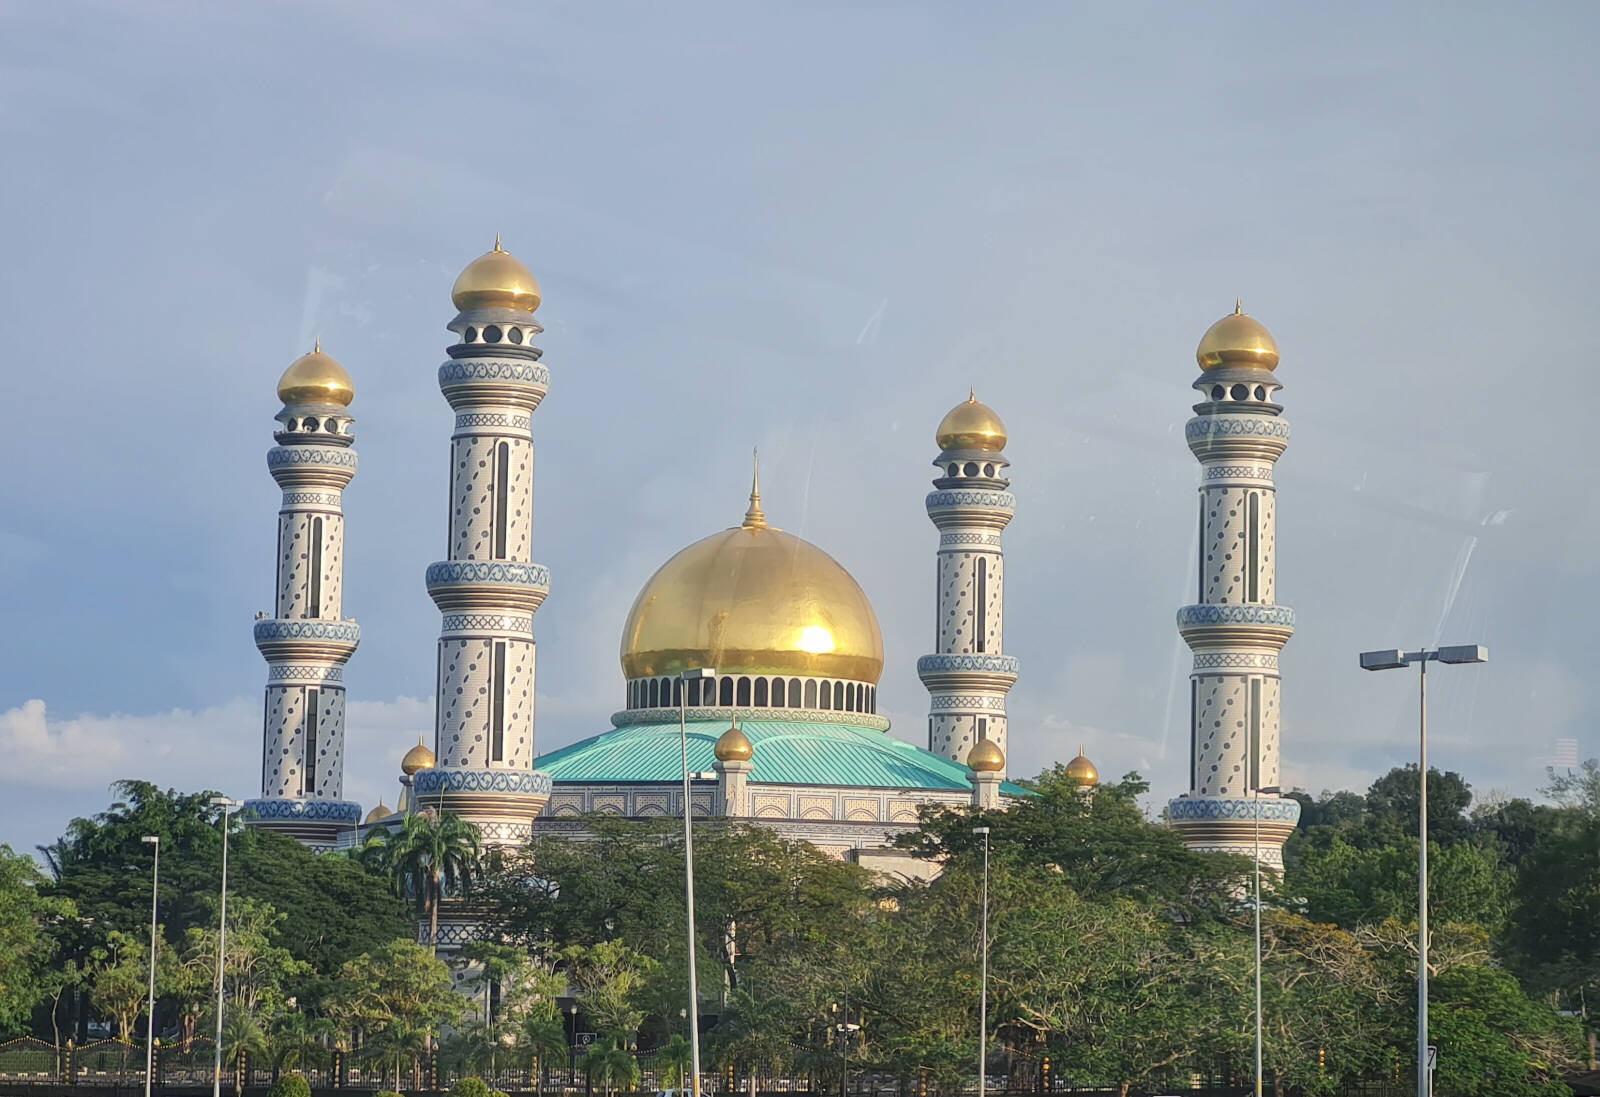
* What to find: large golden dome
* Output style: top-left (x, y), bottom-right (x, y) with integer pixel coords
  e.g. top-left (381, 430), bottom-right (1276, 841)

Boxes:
top-left (620, 470), bottom-right (884, 683)
top-left (1064, 746), bottom-right (1099, 788)
top-left (1196, 302), bottom-right (1279, 371)
top-left (451, 235), bottom-right (542, 313)
top-left (936, 391), bottom-right (1007, 451)
top-left (276, 340), bottom-right (354, 406)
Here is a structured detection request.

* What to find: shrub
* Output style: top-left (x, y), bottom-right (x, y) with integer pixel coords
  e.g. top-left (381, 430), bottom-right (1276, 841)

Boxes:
top-left (267, 1075), bottom-right (311, 1097)
top-left (451, 1078), bottom-right (492, 1097)
top-left (375, 1091), bottom-right (403, 1097)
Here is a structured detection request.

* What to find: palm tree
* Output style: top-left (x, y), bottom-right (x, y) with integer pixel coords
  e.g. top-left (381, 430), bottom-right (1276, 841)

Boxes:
top-left (656, 1035), bottom-right (692, 1091)
top-left (380, 812), bottom-right (481, 957)
top-left (580, 1031), bottom-right (640, 1097)
top-left (364, 1019), bottom-right (429, 1091)
top-left (219, 1009), bottom-right (268, 1097)
top-left (521, 1016), bottom-right (568, 1097)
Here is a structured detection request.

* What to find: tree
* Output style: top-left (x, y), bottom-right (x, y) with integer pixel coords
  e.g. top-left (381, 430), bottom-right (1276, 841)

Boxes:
top-left (580, 1030), bottom-right (641, 1097)
top-left (521, 1015), bottom-right (569, 1097)
top-left (326, 940), bottom-right (464, 1081)
top-left (1543, 758), bottom-right (1600, 815)
top-left (89, 931), bottom-right (149, 1040)
top-left (654, 1034), bottom-right (692, 1089)
top-left (563, 941), bottom-right (656, 1036)
top-left (219, 1006), bottom-right (269, 1096)
top-left (0, 845), bottom-right (73, 1037)
top-left (378, 812), bottom-right (482, 956)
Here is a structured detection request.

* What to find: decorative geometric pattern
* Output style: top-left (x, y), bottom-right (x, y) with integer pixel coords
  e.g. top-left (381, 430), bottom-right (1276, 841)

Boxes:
top-left (1192, 652), bottom-right (1278, 669)
top-left (254, 619), bottom-right (362, 643)
top-left (929, 694), bottom-right (1008, 711)
top-left (1167, 796), bottom-right (1302, 824)
top-left (926, 490), bottom-right (1016, 509)
top-left (1176, 604), bottom-right (1295, 628)
top-left (1186, 416), bottom-right (1292, 441)
top-left (280, 492), bottom-right (345, 506)
top-left (916, 653), bottom-right (1021, 674)
top-left (939, 532), bottom-right (1003, 547)
top-left (426, 561), bottom-right (550, 588)
top-left (268, 447), bottom-right (360, 469)
top-left (439, 613), bottom-right (535, 633)
top-left (454, 413), bottom-right (532, 430)
top-left (1204, 466), bottom-right (1275, 481)
top-left (412, 769), bottom-right (554, 796)
top-left (266, 666), bottom-right (345, 682)
top-left (241, 798), bottom-right (362, 823)
top-left (438, 360), bottom-right (551, 387)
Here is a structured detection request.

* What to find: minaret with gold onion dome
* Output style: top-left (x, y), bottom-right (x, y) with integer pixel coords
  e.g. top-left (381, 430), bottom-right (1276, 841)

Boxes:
top-left (918, 393), bottom-right (1019, 775)
top-left (243, 343), bottom-right (363, 850)
top-left (1167, 304), bottom-right (1301, 871)
top-left (413, 238), bottom-right (553, 847)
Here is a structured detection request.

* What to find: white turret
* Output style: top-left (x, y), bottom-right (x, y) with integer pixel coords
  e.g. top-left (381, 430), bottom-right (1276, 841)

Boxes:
top-left (243, 343), bottom-right (363, 849)
top-left (1167, 304), bottom-right (1301, 870)
top-left (413, 239), bottom-right (553, 847)
top-left (917, 393), bottom-right (1019, 777)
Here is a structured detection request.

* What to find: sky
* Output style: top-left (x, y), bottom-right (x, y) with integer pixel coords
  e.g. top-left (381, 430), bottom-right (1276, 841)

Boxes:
top-left (2, 1), bottom-right (1597, 856)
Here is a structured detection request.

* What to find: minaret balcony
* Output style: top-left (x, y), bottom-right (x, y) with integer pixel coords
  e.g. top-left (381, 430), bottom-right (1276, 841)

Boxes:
top-left (1175, 603), bottom-right (1294, 648)
top-left (916, 652), bottom-right (1020, 692)
top-left (253, 618), bottom-right (361, 660)
top-left (1185, 414), bottom-right (1290, 462)
top-left (425, 560), bottom-right (550, 613)
top-left (437, 358), bottom-right (550, 410)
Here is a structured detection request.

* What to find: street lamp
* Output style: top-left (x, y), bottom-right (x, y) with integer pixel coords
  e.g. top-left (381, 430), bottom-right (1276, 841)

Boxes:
top-left (1253, 791), bottom-right (1262, 1097)
top-left (972, 827), bottom-right (991, 1097)
top-left (1360, 643), bottom-right (1488, 1097)
top-left (210, 797), bottom-right (242, 1097)
top-left (678, 666), bottom-right (716, 1097)
top-left (140, 836), bottom-right (159, 1097)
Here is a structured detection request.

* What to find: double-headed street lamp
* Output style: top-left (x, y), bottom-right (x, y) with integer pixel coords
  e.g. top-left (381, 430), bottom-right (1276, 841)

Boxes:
top-left (678, 667), bottom-right (717, 1097)
top-left (1359, 644), bottom-right (1488, 1097)
top-left (141, 836), bottom-right (160, 1097)
top-left (210, 797), bottom-right (242, 1097)
top-left (972, 827), bottom-right (991, 1097)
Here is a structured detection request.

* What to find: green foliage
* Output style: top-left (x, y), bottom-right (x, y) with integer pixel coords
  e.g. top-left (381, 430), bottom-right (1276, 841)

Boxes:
top-left (449, 1076), bottom-right (492, 1097)
top-left (0, 845), bottom-right (73, 1036)
top-left (375, 811), bottom-right (482, 955)
top-left (265, 1072), bottom-right (311, 1097)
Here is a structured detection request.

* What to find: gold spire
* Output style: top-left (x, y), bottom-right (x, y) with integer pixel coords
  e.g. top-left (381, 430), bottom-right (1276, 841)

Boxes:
top-left (1235, 299), bottom-right (1243, 315)
top-left (313, 336), bottom-right (321, 353)
top-left (742, 449), bottom-right (766, 529)
top-left (494, 231), bottom-right (503, 251)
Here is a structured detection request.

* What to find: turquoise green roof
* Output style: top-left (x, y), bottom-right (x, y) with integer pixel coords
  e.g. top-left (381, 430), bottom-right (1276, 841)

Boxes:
top-left (535, 720), bottom-right (1028, 797)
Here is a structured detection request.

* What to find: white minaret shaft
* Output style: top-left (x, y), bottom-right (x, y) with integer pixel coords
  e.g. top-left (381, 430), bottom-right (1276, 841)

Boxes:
top-left (1168, 304), bottom-right (1301, 870)
top-left (918, 393), bottom-right (1018, 775)
top-left (414, 239), bottom-right (553, 846)
top-left (245, 344), bottom-right (363, 849)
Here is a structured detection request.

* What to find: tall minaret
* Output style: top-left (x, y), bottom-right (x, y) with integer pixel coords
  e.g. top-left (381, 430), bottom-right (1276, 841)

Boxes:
top-left (243, 344), bottom-right (363, 850)
top-left (1167, 304), bottom-right (1301, 869)
top-left (412, 238), bottom-right (553, 846)
top-left (917, 393), bottom-right (1019, 775)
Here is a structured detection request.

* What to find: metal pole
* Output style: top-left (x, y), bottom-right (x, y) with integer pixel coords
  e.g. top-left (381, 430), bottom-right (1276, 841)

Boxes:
top-left (213, 804), bottom-right (233, 1097)
top-left (144, 838), bottom-right (160, 1097)
top-left (978, 831), bottom-right (990, 1097)
top-left (1417, 659), bottom-right (1429, 1097)
top-left (1254, 791), bottom-right (1262, 1097)
top-left (680, 682), bottom-right (703, 1097)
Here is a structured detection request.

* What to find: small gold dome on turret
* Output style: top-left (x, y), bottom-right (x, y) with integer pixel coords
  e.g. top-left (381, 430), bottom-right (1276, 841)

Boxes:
top-left (714, 724), bottom-right (754, 763)
top-left (401, 737), bottom-right (436, 776)
top-left (277, 340), bottom-right (354, 406)
top-left (1196, 302), bottom-right (1279, 371)
top-left (937, 391), bottom-right (1007, 451)
top-left (363, 800), bottom-right (394, 825)
top-left (967, 738), bottom-right (1005, 773)
top-left (451, 234), bottom-right (542, 312)
top-left (1064, 745), bottom-right (1099, 788)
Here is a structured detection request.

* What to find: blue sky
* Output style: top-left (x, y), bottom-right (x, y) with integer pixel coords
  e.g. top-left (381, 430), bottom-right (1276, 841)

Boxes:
top-left (3, 1), bottom-right (1597, 855)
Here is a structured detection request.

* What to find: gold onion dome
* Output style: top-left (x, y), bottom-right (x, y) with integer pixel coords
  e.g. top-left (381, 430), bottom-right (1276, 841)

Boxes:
top-left (1196, 301), bottom-right (1279, 371)
top-left (620, 456), bottom-right (885, 683)
top-left (451, 233), bottom-right (542, 312)
top-left (400, 737), bottom-right (436, 776)
top-left (967, 738), bottom-right (1005, 773)
top-left (363, 800), bottom-right (393, 824)
top-left (714, 724), bottom-right (754, 762)
top-left (1064, 746), bottom-right (1099, 788)
top-left (936, 391), bottom-right (1007, 451)
top-left (276, 340), bottom-right (354, 406)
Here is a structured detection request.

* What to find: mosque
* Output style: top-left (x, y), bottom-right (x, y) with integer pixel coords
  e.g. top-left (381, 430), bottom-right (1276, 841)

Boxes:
top-left (239, 238), bottom-right (1301, 892)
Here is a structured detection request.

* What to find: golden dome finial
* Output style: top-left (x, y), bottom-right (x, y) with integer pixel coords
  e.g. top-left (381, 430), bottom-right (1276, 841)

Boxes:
top-left (313, 336), bottom-right (321, 353)
top-left (743, 449), bottom-right (767, 529)
top-left (277, 343), bottom-right (354, 407)
top-left (967, 738), bottom-right (1005, 773)
top-left (714, 721), bottom-right (754, 762)
top-left (1064, 745), bottom-right (1099, 788)
top-left (1197, 302), bottom-right (1279, 371)
top-left (451, 238), bottom-right (541, 312)
top-left (400, 735), bottom-right (436, 776)
top-left (937, 393), bottom-right (1007, 451)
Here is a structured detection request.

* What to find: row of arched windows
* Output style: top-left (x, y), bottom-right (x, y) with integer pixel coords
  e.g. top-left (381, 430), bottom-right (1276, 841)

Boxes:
top-left (628, 674), bottom-right (878, 714)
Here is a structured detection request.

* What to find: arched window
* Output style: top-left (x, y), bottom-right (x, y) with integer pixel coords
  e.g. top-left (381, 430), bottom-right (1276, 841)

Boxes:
top-left (490, 642), bottom-right (506, 762)
top-left (833, 681), bottom-right (845, 710)
top-left (755, 678), bottom-right (769, 706)
top-left (771, 677), bottom-right (785, 707)
top-left (649, 679), bottom-right (660, 707)
top-left (672, 679), bottom-right (683, 706)
top-left (736, 677), bottom-right (751, 706)
top-left (790, 679), bottom-right (802, 707)
top-left (684, 677), bottom-right (699, 707)
top-left (976, 557), bottom-right (987, 653)
top-left (804, 679), bottom-right (818, 708)
top-left (304, 688), bottom-right (319, 796)
top-left (494, 442), bottom-right (510, 558)
top-left (820, 681), bottom-right (832, 710)
top-left (309, 517), bottom-right (323, 618)
top-left (867, 686), bottom-right (875, 713)
top-left (719, 677), bottom-right (734, 706)
top-left (846, 683), bottom-right (857, 711)
top-left (1247, 492), bottom-right (1260, 602)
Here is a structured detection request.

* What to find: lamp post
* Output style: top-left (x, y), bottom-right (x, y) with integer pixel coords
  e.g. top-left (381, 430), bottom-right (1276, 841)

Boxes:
top-left (679, 666), bottom-right (716, 1097)
top-left (1253, 790), bottom-right (1262, 1097)
top-left (1360, 644), bottom-right (1488, 1097)
top-left (972, 827), bottom-right (991, 1097)
top-left (140, 836), bottom-right (159, 1097)
top-left (209, 798), bottom-right (242, 1097)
